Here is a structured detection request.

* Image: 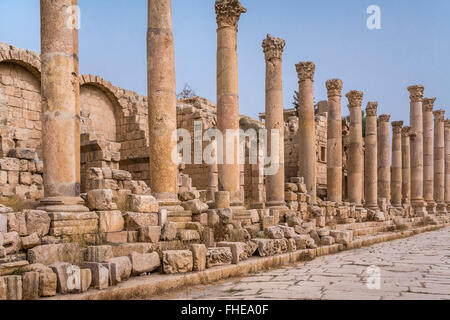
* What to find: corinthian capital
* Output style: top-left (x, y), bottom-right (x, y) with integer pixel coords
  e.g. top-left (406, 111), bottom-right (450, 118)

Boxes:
top-left (379, 114), bottom-right (391, 123)
top-left (407, 85), bottom-right (424, 103)
top-left (446, 119), bottom-right (450, 129)
top-left (345, 90), bottom-right (363, 108)
top-left (365, 102), bottom-right (378, 116)
top-left (325, 79), bottom-right (343, 97)
top-left (392, 121), bottom-right (403, 134)
top-left (433, 109), bottom-right (445, 122)
top-left (215, 0), bottom-right (247, 29)
top-left (295, 62), bottom-right (315, 82)
top-left (401, 126), bottom-right (411, 137)
top-left (262, 34), bottom-right (285, 61)
top-left (422, 97), bottom-right (436, 112)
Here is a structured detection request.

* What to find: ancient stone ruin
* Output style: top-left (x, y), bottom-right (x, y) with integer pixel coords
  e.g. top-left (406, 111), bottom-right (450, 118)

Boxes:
top-left (0, 0), bottom-right (449, 300)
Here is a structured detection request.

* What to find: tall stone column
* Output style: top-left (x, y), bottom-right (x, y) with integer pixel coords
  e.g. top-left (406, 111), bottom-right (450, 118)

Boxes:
top-left (423, 97), bottom-right (436, 213)
top-left (39, 0), bottom-right (86, 210)
top-left (262, 34), bottom-right (286, 208)
top-left (402, 126), bottom-right (411, 205)
top-left (364, 102), bottom-right (378, 209)
top-left (408, 85), bottom-right (427, 216)
top-left (326, 79), bottom-right (343, 203)
top-left (391, 121), bottom-right (403, 207)
top-left (378, 114), bottom-right (391, 205)
top-left (296, 62), bottom-right (316, 203)
top-left (147, 0), bottom-right (178, 200)
top-left (445, 119), bottom-right (450, 210)
top-left (215, 0), bottom-right (246, 204)
top-left (433, 109), bottom-right (447, 214)
top-left (345, 90), bottom-right (364, 205)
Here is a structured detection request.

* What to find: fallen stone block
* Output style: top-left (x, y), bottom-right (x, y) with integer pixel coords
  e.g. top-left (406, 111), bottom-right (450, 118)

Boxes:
top-left (112, 169), bottom-right (132, 181)
top-left (97, 210), bottom-right (124, 233)
top-left (317, 227), bottom-right (330, 237)
top-left (217, 208), bottom-right (233, 224)
top-left (245, 241), bottom-right (258, 257)
top-left (87, 189), bottom-right (117, 211)
top-left (105, 231), bottom-right (128, 244)
top-left (251, 238), bottom-right (275, 257)
top-left (106, 256), bottom-right (132, 281)
top-left (110, 243), bottom-right (154, 257)
top-left (217, 242), bottom-right (247, 264)
top-left (206, 247), bottom-right (232, 268)
top-left (127, 231), bottom-right (139, 243)
top-left (21, 233), bottom-right (41, 250)
top-left (163, 250), bottom-right (193, 274)
top-left (0, 260), bottom-right (29, 276)
top-left (178, 191), bottom-right (200, 201)
top-left (321, 236), bottom-right (335, 245)
top-left (50, 262), bottom-right (85, 294)
top-left (27, 243), bottom-right (82, 265)
top-left (264, 226), bottom-right (283, 239)
top-left (0, 213), bottom-right (7, 233)
top-left (190, 244), bottom-right (206, 271)
top-left (85, 245), bottom-right (113, 263)
top-left (0, 275), bottom-right (22, 300)
top-left (0, 246), bottom-right (5, 258)
top-left (177, 229), bottom-right (200, 241)
top-left (22, 271), bottom-right (39, 300)
top-left (24, 210), bottom-right (50, 237)
top-left (127, 195), bottom-right (158, 213)
top-left (3, 232), bottom-right (21, 255)
top-left (161, 221), bottom-right (177, 241)
top-left (181, 199), bottom-right (208, 214)
top-left (330, 230), bottom-right (353, 245)
top-left (7, 212), bottom-right (27, 236)
top-left (279, 225), bottom-right (296, 238)
top-left (139, 226), bottom-right (161, 243)
top-left (102, 261), bottom-right (121, 286)
top-left (129, 252), bottom-right (160, 276)
top-left (273, 239), bottom-right (288, 254)
top-left (286, 238), bottom-right (297, 252)
top-left (82, 262), bottom-right (109, 290)
top-left (39, 270), bottom-right (57, 297)
top-left (124, 212), bottom-right (158, 231)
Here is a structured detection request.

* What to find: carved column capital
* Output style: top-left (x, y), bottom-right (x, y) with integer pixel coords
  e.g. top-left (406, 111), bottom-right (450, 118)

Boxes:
top-left (295, 62), bottom-right (315, 82)
top-left (401, 126), bottom-right (411, 137)
top-left (407, 85), bottom-right (424, 103)
top-left (379, 114), bottom-right (391, 123)
top-left (392, 121), bottom-right (404, 134)
top-left (262, 34), bottom-right (285, 61)
top-left (345, 90), bottom-right (363, 108)
top-left (325, 79), bottom-right (343, 97)
top-left (365, 102), bottom-right (378, 116)
top-left (433, 109), bottom-right (445, 122)
top-left (215, 0), bottom-right (247, 29)
top-left (422, 97), bottom-right (436, 112)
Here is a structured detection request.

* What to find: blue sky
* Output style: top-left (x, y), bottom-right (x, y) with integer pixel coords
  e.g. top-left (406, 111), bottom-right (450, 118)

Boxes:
top-left (1, 0), bottom-right (449, 123)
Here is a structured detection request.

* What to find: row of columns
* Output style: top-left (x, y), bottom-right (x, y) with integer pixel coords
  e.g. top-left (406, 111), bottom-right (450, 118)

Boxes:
top-left (39, 0), bottom-right (450, 217)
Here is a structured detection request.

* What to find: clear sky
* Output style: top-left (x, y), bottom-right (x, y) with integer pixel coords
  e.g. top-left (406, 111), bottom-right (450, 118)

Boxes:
top-left (1, 0), bottom-right (449, 123)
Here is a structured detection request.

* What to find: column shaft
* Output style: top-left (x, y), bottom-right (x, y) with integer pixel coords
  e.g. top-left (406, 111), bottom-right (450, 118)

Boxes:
top-left (296, 62), bottom-right (316, 202)
top-left (445, 120), bottom-right (450, 209)
top-left (402, 127), bottom-right (411, 204)
top-left (434, 109), bottom-right (447, 214)
top-left (326, 79), bottom-right (343, 203)
top-left (364, 102), bottom-right (378, 208)
top-left (423, 98), bottom-right (436, 212)
top-left (391, 121), bottom-right (403, 207)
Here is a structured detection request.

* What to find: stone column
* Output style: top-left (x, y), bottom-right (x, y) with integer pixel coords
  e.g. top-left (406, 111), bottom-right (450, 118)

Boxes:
top-left (402, 126), bottom-right (411, 205)
top-left (377, 114), bottom-right (391, 205)
top-left (445, 119), bottom-right (450, 210)
top-left (423, 97), bottom-right (436, 213)
top-left (345, 90), bottom-right (364, 205)
top-left (215, 0), bottom-right (246, 204)
top-left (364, 102), bottom-right (378, 209)
top-left (296, 62), bottom-right (316, 203)
top-left (391, 121), bottom-right (403, 207)
top-left (147, 0), bottom-right (178, 200)
top-left (326, 79), bottom-right (343, 203)
top-left (408, 85), bottom-right (427, 215)
top-left (262, 34), bottom-right (286, 208)
top-left (433, 110), bottom-right (447, 214)
top-left (39, 0), bottom-right (86, 210)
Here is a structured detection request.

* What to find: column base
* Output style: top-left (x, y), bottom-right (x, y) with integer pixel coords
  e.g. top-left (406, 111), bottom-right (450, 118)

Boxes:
top-left (38, 196), bottom-right (89, 213)
top-left (411, 200), bottom-right (428, 217)
top-left (153, 192), bottom-right (184, 212)
top-left (249, 202), bottom-right (265, 209)
top-left (436, 202), bottom-right (448, 215)
top-left (265, 201), bottom-right (288, 210)
top-left (426, 201), bottom-right (437, 215)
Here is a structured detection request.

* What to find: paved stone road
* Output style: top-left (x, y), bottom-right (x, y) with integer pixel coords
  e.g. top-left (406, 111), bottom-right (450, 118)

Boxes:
top-left (166, 227), bottom-right (450, 300)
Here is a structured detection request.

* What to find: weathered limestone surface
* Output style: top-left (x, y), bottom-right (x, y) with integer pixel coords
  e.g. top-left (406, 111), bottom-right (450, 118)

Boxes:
top-left (408, 85), bottom-right (427, 215)
top-left (364, 102), bottom-right (378, 208)
top-left (445, 120), bottom-right (450, 208)
top-left (423, 98), bottom-right (436, 213)
top-left (391, 121), bottom-right (403, 207)
top-left (147, 0), bottom-right (178, 198)
top-left (377, 114), bottom-right (391, 205)
top-left (296, 62), bottom-right (317, 202)
top-left (215, 0), bottom-right (247, 203)
top-left (326, 79), bottom-right (343, 203)
top-left (262, 34), bottom-right (286, 208)
top-left (402, 127), bottom-right (411, 204)
top-left (433, 110), bottom-right (447, 214)
top-left (346, 90), bottom-right (364, 205)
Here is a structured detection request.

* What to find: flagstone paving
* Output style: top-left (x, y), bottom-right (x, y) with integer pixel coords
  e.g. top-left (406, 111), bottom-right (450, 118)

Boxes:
top-left (162, 227), bottom-right (450, 300)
